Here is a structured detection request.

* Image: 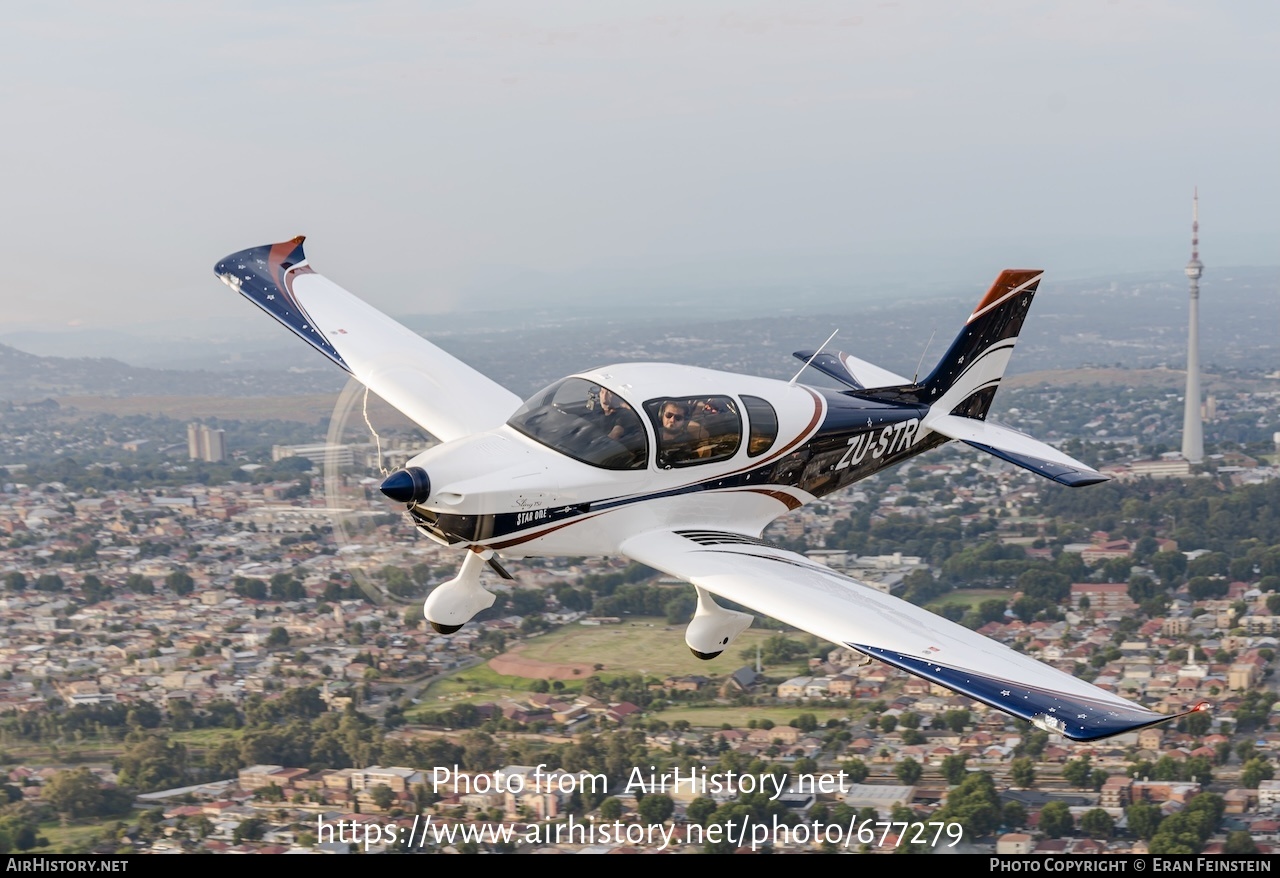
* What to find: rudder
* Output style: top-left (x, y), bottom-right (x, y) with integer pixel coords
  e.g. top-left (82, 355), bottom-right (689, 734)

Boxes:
top-left (920, 269), bottom-right (1043, 420)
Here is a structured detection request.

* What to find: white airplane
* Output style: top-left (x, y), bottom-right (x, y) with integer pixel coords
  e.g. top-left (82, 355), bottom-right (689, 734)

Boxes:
top-left (215, 236), bottom-right (1207, 741)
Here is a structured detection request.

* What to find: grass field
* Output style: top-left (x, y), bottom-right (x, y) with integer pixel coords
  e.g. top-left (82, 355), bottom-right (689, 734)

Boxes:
top-left (925, 588), bottom-right (1010, 612)
top-left (169, 728), bottom-right (243, 750)
top-left (409, 619), bottom-right (820, 721)
top-left (38, 810), bottom-right (141, 854)
top-left (516, 618), bottom-right (815, 678)
top-left (415, 664), bottom-right (545, 708)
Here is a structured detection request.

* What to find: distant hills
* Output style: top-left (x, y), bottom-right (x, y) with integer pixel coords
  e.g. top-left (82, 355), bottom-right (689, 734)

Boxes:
top-left (1, 265), bottom-right (1274, 404)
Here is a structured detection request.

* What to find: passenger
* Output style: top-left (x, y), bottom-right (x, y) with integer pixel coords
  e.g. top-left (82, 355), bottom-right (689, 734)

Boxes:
top-left (657, 400), bottom-right (711, 463)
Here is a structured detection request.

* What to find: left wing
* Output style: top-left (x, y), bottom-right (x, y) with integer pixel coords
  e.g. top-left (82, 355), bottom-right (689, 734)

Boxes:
top-left (621, 529), bottom-right (1206, 742)
top-left (214, 237), bottom-right (522, 443)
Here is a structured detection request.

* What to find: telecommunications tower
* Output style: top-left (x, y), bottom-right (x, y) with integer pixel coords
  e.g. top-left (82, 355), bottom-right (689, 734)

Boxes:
top-left (1180, 189), bottom-right (1204, 464)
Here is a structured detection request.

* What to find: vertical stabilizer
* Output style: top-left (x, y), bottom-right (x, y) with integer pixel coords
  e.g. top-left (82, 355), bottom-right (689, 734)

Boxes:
top-left (920, 269), bottom-right (1043, 420)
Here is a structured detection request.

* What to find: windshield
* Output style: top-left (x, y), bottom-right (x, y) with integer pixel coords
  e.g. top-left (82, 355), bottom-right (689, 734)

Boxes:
top-left (507, 377), bottom-right (648, 470)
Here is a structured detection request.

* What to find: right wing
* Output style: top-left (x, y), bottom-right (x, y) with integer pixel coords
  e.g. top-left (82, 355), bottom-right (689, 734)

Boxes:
top-left (214, 237), bottom-right (522, 443)
top-left (621, 529), bottom-right (1205, 742)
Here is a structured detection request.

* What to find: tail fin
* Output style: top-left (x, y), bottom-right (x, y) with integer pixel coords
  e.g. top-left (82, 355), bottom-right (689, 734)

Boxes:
top-left (863, 268), bottom-right (1108, 488)
top-left (920, 268), bottom-right (1043, 419)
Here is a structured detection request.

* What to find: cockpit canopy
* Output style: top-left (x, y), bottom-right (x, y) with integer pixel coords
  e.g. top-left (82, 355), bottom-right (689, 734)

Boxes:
top-left (507, 377), bottom-right (648, 470)
top-left (508, 376), bottom-right (779, 471)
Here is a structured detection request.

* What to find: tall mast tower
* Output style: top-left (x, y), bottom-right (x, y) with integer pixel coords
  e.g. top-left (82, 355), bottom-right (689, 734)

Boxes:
top-left (1181, 189), bottom-right (1204, 464)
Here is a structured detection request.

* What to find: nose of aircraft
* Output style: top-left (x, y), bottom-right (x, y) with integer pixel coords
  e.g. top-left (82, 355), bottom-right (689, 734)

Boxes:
top-left (379, 467), bottom-right (431, 504)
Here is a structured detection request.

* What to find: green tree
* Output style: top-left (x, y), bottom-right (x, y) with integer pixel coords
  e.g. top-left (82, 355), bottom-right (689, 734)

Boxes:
top-left (1003, 800), bottom-right (1028, 829)
top-left (34, 573), bottom-right (64, 592)
top-left (1038, 801), bottom-right (1073, 838)
top-left (370, 784), bottom-right (395, 810)
top-left (1148, 793), bottom-right (1224, 855)
top-left (1063, 756), bottom-right (1092, 788)
top-left (1181, 710), bottom-right (1212, 737)
top-left (81, 573), bottom-right (112, 604)
top-left (894, 757), bottom-right (922, 785)
top-left (1223, 831), bottom-right (1259, 854)
top-left (44, 768), bottom-right (105, 819)
top-left (1127, 574), bottom-right (1161, 605)
top-left (940, 754), bottom-right (967, 785)
top-left (114, 734), bottom-right (189, 792)
top-left (1017, 569), bottom-right (1070, 604)
top-left (1010, 757), bottom-right (1036, 789)
top-left (840, 758), bottom-right (868, 784)
top-left (1126, 802), bottom-right (1163, 841)
top-left (125, 573), bottom-right (154, 595)
top-left (166, 569), bottom-right (195, 596)
top-left (1241, 757), bottom-right (1274, 789)
top-left (1080, 808), bottom-right (1114, 839)
top-left (943, 709), bottom-right (971, 733)
top-left (1151, 550), bottom-right (1188, 586)
top-left (637, 793), bottom-right (674, 824)
top-left (792, 713), bottom-right (819, 733)
top-left (932, 771), bottom-right (1002, 838)
top-left (599, 797), bottom-right (623, 820)
top-left (686, 797), bottom-right (717, 827)
top-left (232, 816), bottom-right (266, 844)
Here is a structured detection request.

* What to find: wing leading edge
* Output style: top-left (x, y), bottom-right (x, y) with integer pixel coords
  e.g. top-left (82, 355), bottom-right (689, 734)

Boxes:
top-left (214, 237), bottom-right (522, 443)
top-left (621, 529), bottom-right (1206, 742)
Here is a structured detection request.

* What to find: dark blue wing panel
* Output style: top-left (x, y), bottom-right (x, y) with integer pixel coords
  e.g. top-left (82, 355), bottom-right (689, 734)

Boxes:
top-left (213, 237), bottom-right (351, 373)
top-left (850, 642), bottom-right (1205, 742)
top-left (965, 441), bottom-right (1110, 487)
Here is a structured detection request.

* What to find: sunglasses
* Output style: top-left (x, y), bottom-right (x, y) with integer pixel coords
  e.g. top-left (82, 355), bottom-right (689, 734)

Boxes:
top-left (663, 411), bottom-right (685, 422)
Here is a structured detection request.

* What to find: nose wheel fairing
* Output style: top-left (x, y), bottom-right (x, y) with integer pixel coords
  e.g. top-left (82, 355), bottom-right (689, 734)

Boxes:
top-left (423, 549), bottom-right (498, 634)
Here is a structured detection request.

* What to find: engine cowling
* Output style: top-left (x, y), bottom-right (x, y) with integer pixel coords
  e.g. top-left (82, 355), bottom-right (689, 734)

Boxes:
top-left (685, 586), bottom-right (753, 660)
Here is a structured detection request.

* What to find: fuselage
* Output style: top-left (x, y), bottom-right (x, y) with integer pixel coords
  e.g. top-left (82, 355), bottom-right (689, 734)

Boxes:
top-left (399, 363), bottom-right (945, 558)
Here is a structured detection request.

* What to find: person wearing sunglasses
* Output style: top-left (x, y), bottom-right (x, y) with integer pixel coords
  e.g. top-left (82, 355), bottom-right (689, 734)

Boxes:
top-left (655, 400), bottom-right (711, 466)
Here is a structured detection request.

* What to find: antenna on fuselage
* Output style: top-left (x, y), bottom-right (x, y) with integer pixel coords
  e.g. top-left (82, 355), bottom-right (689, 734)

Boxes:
top-left (912, 329), bottom-right (938, 385)
top-left (789, 328), bottom-right (839, 385)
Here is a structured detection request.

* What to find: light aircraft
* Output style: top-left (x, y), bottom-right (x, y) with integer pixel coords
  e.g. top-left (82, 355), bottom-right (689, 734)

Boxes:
top-left (215, 236), bottom-right (1207, 742)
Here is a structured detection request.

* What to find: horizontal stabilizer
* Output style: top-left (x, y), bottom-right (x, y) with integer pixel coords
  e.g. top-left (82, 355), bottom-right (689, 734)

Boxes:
top-left (792, 350), bottom-right (910, 391)
top-left (925, 414), bottom-right (1109, 487)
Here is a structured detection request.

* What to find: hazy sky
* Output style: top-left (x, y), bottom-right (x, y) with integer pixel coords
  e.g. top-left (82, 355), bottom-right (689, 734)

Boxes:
top-left (1, 1), bottom-right (1276, 334)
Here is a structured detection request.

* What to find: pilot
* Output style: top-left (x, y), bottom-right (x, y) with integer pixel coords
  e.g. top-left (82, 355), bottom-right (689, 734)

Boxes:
top-left (596, 387), bottom-right (646, 467)
top-left (598, 387), bottom-right (635, 442)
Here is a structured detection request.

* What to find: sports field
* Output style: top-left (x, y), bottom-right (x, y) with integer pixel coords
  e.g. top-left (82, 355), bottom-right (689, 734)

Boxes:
top-left (413, 618), bottom-right (819, 714)
top-left (509, 618), bottom-right (815, 678)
